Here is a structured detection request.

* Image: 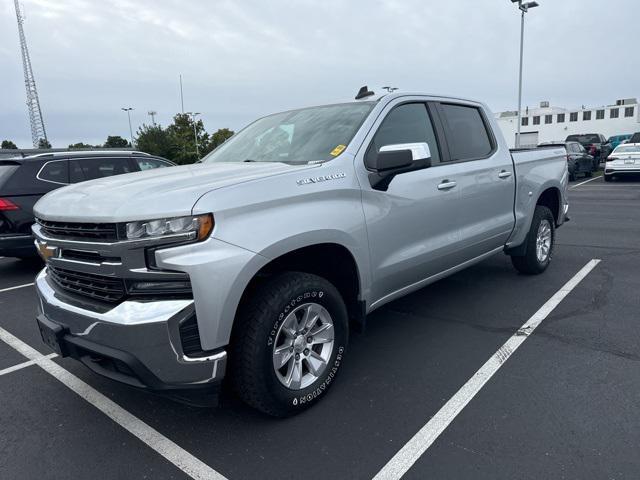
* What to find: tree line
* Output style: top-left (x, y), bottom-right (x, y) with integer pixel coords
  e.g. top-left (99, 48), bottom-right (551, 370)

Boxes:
top-left (1, 113), bottom-right (234, 165)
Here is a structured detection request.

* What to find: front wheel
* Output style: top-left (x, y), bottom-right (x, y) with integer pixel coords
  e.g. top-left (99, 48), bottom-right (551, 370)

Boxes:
top-left (231, 272), bottom-right (348, 417)
top-left (511, 205), bottom-right (555, 275)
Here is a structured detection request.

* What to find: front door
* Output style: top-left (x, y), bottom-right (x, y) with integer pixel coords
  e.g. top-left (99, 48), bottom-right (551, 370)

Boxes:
top-left (358, 102), bottom-right (465, 304)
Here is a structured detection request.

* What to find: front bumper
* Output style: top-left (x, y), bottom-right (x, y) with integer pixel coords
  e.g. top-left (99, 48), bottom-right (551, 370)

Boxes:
top-left (0, 234), bottom-right (36, 257)
top-left (35, 269), bottom-right (227, 401)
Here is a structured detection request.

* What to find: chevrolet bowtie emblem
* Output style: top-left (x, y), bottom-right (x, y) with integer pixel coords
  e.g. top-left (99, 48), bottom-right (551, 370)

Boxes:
top-left (35, 240), bottom-right (58, 262)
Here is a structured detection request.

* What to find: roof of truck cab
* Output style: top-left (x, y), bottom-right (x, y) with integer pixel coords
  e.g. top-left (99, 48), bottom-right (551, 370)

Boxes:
top-left (347, 91), bottom-right (484, 105)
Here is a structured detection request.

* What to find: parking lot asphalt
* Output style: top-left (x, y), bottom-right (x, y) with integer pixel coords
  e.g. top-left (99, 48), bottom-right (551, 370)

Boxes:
top-left (1, 176), bottom-right (639, 479)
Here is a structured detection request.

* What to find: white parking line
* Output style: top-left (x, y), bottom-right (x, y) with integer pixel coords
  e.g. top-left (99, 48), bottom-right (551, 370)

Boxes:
top-left (570, 175), bottom-right (602, 189)
top-left (0, 325), bottom-right (227, 480)
top-left (373, 259), bottom-right (601, 480)
top-left (0, 283), bottom-right (34, 293)
top-left (0, 353), bottom-right (57, 377)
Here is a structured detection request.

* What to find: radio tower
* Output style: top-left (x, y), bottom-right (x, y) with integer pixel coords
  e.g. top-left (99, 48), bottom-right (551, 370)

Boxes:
top-left (14, 0), bottom-right (48, 147)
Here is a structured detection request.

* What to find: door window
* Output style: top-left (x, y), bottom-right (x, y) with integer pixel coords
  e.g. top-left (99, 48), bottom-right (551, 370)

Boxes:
top-left (366, 103), bottom-right (441, 165)
top-left (134, 158), bottom-right (172, 171)
top-left (439, 104), bottom-right (493, 160)
top-left (38, 161), bottom-right (69, 184)
top-left (70, 157), bottom-right (133, 182)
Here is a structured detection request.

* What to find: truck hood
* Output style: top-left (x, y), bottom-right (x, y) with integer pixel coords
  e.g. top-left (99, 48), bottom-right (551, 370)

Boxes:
top-left (34, 162), bottom-right (316, 222)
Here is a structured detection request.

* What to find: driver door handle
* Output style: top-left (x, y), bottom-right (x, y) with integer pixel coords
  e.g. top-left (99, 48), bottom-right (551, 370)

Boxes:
top-left (437, 180), bottom-right (457, 191)
top-left (498, 170), bottom-right (512, 179)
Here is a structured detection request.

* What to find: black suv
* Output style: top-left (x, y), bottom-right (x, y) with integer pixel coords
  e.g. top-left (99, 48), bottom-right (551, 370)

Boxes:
top-left (539, 141), bottom-right (594, 181)
top-left (565, 133), bottom-right (612, 168)
top-left (0, 151), bottom-right (174, 258)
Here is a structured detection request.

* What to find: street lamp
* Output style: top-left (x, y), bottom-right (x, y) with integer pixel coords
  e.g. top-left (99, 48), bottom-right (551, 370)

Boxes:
top-left (186, 112), bottom-right (201, 159)
top-left (121, 107), bottom-right (134, 147)
top-left (511, 0), bottom-right (540, 148)
top-left (147, 110), bottom-right (157, 125)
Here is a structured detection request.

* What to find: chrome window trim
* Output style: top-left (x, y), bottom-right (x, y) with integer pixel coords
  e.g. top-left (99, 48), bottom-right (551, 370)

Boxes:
top-left (36, 159), bottom-right (69, 185)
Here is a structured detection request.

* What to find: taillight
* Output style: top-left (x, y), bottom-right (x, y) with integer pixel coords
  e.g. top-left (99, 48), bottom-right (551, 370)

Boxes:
top-left (607, 157), bottom-right (618, 162)
top-left (0, 198), bottom-right (19, 211)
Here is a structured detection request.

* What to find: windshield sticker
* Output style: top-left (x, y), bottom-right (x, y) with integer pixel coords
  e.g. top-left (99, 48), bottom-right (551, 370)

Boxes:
top-left (330, 145), bottom-right (346, 156)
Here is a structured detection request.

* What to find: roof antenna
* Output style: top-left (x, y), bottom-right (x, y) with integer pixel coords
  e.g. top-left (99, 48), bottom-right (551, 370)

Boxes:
top-left (382, 86), bottom-right (398, 93)
top-left (355, 86), bottom-right (375, 100)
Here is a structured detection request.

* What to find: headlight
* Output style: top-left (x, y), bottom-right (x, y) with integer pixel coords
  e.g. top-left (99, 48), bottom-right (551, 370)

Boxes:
top-left (125, 214), bottom-right (213, 241)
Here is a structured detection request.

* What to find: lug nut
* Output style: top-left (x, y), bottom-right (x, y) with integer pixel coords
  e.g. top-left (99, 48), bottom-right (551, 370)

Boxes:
top-left (289, 347), bottom-right (294, 353)
top-left (295, 353), bottom-right (300, 360)
top-left (307, 337), bottom-right (313, 343)
top-left (303, 348), bottom-right (309, 355)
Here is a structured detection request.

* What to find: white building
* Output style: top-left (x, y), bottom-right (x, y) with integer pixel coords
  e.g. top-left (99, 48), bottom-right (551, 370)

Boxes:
top-left (495, 98), bottom-right (640, 148)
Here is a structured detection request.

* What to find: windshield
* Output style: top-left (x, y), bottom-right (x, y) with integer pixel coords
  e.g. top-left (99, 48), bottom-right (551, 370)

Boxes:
top-left (613, 145), bottom-right (640, 154)
top-left (202, 102), bottom-right (375, 164)
top-left (566, 134), bottom-right (600, 144)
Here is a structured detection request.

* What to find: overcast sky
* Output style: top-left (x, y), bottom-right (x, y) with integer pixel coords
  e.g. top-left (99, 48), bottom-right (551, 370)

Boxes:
top-left (1, 0), bottom-right (638, 148)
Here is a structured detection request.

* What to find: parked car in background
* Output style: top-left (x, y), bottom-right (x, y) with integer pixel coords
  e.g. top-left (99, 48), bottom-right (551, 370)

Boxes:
top-left (539, 141), bottom-right (594, 181)
top-left (604, 143), bottom-right (640, 182)
top-left (607, 134), bottom-right (632, 150)
top-left (565, 133), bottom-right (611, 168)
top-left (0, 151), bottom-right (174, 258)
top-left (629, 132), bottom-right (640, 144)
top-left (32, 90), bottom-right (569, 416)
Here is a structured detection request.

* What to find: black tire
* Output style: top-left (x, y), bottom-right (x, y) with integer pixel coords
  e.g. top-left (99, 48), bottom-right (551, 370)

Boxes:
top-left (511, 205), bottom-right (555, 275)
top-left (604, 174), bottom-right (612, 182)
top-left (568, 171), bottom-right (576, 182)
top-left (231, 272), bottom-right (348, 417)
top-left (585, 169), bottom-right (593, 178)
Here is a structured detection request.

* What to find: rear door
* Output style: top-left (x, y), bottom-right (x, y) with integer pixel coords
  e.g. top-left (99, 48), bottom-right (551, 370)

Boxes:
top-left (575, 144), bottom-right (591, 173)
top-left (435, 101), bottom-right (515, 258)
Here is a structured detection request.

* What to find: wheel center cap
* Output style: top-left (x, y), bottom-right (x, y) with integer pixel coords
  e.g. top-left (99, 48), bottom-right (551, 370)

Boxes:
top-left (293, 335), bottom-right (305, 353)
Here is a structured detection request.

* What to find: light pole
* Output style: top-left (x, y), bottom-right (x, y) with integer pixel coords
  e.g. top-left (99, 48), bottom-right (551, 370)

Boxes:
top-left (511, 0), bottom-right (539, 148)
top-left (121, 107), bottom-right (134, 147)
top-left (186, 112), bottom-right (201, 159)
top-left (147, 110), bottom-right (157, 125)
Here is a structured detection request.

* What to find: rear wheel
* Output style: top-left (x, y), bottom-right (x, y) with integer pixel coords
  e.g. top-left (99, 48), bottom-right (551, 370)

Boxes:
top-left (585, 169), bottom-right (593, 178)
top-left (231, 272), bottom-right (348, 417)
top-left (604, 174), bottom-right (612, 182)
top-left (511, 205), bottom-right (555, 275)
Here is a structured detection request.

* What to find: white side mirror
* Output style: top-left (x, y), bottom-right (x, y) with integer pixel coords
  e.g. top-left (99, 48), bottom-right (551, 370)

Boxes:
top-left (380, 142), bottom-right (431, 162)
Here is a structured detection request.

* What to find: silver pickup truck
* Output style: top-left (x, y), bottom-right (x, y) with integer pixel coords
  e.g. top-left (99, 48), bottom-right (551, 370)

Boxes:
top-left (32, 89), bottom-right (568, 416)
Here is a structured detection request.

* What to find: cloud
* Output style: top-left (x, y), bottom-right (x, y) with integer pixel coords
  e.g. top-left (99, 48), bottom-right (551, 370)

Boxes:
top-left (1, 0), bottom-right (638, 148)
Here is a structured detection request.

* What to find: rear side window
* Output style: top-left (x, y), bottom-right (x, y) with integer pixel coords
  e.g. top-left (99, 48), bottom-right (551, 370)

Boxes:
top-left (134, 158), bottom-right (172, 171)
top-left (70, 157), bottom-right (133, 182)
top-left (38, 161), bottom-right (69, 184)
top-left (0, 164), bottom-right (19, 187)
top-left (439, 104), bottom-right (493, 161)
top-left (366, 103), bottom-right (441, 165)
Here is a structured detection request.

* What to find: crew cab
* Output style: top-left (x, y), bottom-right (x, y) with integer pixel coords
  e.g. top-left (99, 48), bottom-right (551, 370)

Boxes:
top-left (32, 89), bottom-right (569, 416)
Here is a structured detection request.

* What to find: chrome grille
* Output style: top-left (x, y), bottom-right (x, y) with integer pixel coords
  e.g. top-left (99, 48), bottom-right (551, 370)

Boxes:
top-left (48, 266), bottom-right (125, 303)
top-left (38, 219), bottom-right (118, 241)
